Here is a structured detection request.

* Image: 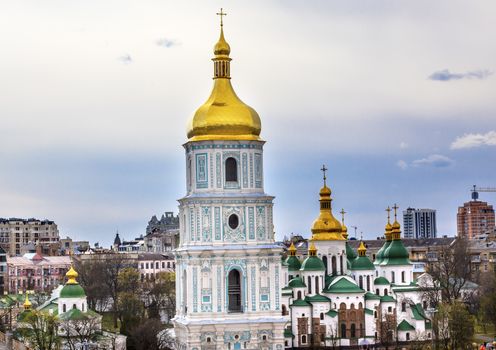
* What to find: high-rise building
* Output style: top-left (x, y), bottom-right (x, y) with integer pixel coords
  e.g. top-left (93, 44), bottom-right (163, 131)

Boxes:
top-left (402, 208), bottom-right (437, 239)
top-left (0, 218), bottom-right (60, 256)
top-left (457, 200), bottom-right (495, 239)
top-left (172, 15), bottom-right (285, 349)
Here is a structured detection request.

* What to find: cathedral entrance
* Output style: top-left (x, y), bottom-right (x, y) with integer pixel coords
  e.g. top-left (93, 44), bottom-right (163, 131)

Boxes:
top-left (228, 269), bottom-right (242, 312)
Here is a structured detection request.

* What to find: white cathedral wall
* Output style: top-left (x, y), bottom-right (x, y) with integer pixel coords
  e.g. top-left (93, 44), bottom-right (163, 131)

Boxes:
top-left (313, 240), bottom-right (347, 275)
top-left (58, 296), bottom-right (86, 315)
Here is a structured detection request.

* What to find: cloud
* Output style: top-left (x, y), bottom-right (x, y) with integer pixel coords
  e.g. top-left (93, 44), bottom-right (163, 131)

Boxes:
top-left (117, 54), bottom-right (133, 64)
top-left (156, 38), bottom-right (179, 48)
top-left (411, 154), bottom-right (454, 168)
top-left (450, 131), bottom-right (496, 150)
top-left (429, 69), bottom-right (492, 81)
top-left (396, 160), bottom-right (408, 170)
top-left (399, 142), bottom-right (408, 149)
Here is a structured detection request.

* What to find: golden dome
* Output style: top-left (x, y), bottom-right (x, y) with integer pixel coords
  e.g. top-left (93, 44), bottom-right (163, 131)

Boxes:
top-left (66, 266), bottom-right (79, 285)
top-left (288, 242), bottom-right (297, 256)
top-left (311, 181), bottom-right (344, 241)
top-left (308, 242), bottom-right (317, 256)
top-left (358, 241), bottom-right (367, 257)
top-left (23, 292), bottom-right (32, 310)
top-left (187, 20), bottom-right (262, 142)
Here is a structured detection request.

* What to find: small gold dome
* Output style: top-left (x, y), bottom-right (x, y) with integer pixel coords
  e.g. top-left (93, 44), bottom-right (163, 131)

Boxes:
top-left (358, 241), bottom-right (367, 256)
top-left (23, 292), bottom-right (32, 310)
top-left (187, 22), bottom-right (262, 142)
top-left (66, 266), bottom-right (79, 285)
top-left (288, 242), bottom-right (297, 256)
top-left (311, 183), bottom-right (344, 241)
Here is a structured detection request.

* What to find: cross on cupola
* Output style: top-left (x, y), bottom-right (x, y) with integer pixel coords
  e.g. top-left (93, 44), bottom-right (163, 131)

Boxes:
top-left (320, 164), bottom-right (328, 186)
top-left (392, 203), bottom-right (399, 221)
top-left (216, 8), bottom-right (227, 27)
top-left (385, 206), bottom-right (391, 223)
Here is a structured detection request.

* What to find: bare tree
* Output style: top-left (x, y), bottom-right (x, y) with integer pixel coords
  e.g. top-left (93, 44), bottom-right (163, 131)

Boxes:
top-left (17, 310), bottom-right (60, 350)
top-left (74, 258), bottom-right (112, 312)
top-left (128, 318), bottom-right (174, 350)
top-left (377, 312), bottom-right (396, 350)
top-left (59, 315), bottom-right (101, 350)
top-left (426, 237), bottom-right (473, 304)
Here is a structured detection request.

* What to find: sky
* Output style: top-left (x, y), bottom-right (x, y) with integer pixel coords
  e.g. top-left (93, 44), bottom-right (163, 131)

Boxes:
top-left (1, 1), bottom-right (495, 246)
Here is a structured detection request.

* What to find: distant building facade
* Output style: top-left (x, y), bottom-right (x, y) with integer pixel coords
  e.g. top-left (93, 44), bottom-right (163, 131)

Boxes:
top-left (0, 218), bottom-right (60, 256)
top-left (137, 253), bottom-right (175, 281)
top-left (403, 208), bottom-right (437, 239)
top-left (6, 251), bottom-right (70, 293)
top-left (457, 200), bottom-right (495, 239)
top-left (146, 212), bottom-right (179, 235)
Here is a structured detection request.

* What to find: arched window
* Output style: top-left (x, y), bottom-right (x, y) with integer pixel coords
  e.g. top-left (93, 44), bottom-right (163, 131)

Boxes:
top-left (322, 256), bottom-right (328, 275)
top-left (63, 304), bottom-right (66, 312)
top-left (351, 324), bottom-right (356, 338)
top-left (358, 302), bottom-right (363, 309)
top-left (339, 255), bottom-right (344, 275)
top-left (82, 303), bottom-right (85, 312)
top-left (359, 275), bottom-right (363, 289)
top-left (282, 304), bottom-right (287, 316)
top-left (391, 271), bottom-right (395, 283)
top-left (341, 323), bottom-right (346, 338)
top-left (384, 288), bottom-right (388, 296)
top-left (367, 276), bottom-right (371, 291)
top-left (228, 269), bottom-right (242, 312)
top-left (401, 271), bottom-right (406, 283)
top-left (376, 288), bottom-right (380, 295)
top-left (72, 304), bottom-right (76, 309)
top-left (332, 256), bottom-right (337, 275)
top-left (315, 276), bottom-right (319, 293)
top-left (225, 158), bottom-right (238, 182)
top-left (401, 302), bottom-right (406, 312)
top-left (301, 335), bottom-right (307, 344)
top-left (320, 312), bottom-right (324, 320)
top-left (350, 303), bottom-right (355, 309)
top-left (297, 290), bottom-right (302, 299)
top-left (307, 276), bottom-right (312, 294)
top-left (374, 311), bottom-right (377, 318)
top-left (406, 332), bottom-right (410, 341)
top-left (182, 270), bottom-right (188, 313)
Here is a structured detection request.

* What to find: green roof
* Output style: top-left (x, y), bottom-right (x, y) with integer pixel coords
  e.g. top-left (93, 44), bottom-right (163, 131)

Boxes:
top-left (60, 284), bottom-right (86, 298)
top-left (397, 319), bottom-right (415, 331)
top-left (351, 256), bottom-right (375, 270)
top-left (285, 255), bottom-right (301, 272)
top-left (305, 294), bottom-right (331, 303)
top-left (364, 308), bottom-right (374, 315)
top-left (284, 328), bottom-right (294, 338)
top-left (59, 308), bottom-right (100, 321)
top-left (381, 240), bottom-right (411, 266)
top-left (346, 242), bottom-right (357, 260)
top-left (374, 276), bottom-right (390, 285)
top-left (326, 309), bottom-right (338, 317)
top-left (365, 292), bottom-right (381, 300)
top-left (411, 303), bottom-right (427, 320)
top-left (380, 295), bottom-right (396, 302)
top-left (374, 241), bottom-right (391, 264)
top-left (287, 277), bottom-right (306, 288)
top-left (17, 310), bottom-right (32, 322)
top-left (325, 277), bottom-right (363, 294)
top-left (290, 299), bottom-right (311, 307)
top-left (300, 255), bottom-right (325, 271)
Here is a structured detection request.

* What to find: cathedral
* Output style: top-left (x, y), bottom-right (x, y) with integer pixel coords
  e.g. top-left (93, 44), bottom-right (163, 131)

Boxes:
top-left (173, 11), bottom-right (433, 350)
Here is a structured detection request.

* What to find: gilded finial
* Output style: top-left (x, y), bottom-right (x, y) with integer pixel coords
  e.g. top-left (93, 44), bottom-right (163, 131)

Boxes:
top-left (216, 8), bottom-right (227, 27)
top-left (358, 241), bottom-right (367, 257)
top-left (66, 266), bottom-right (79, 285)
top-left (23, 291), bottom-right (32, 310)
top-left (288, 242), bottom-right (297, 256)
top-left (386, 206), bottom-right (391, 224)
top-left (309, 242), bottom-right (317, 256)
top-left (340, 209), bottom-right (346, 224)
top-left (321, 164), bottom-right (328, 187)
top-left (392, 203), bottom-right (399, 221)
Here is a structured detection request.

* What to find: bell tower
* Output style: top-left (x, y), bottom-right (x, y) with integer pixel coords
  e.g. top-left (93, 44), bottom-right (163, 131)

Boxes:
top-left (173, 10), bottom-right (286, 350)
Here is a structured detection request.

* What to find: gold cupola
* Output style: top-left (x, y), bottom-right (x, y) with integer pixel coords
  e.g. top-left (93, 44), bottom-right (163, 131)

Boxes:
top-left (391, 204), bottom-right (401, 240)
top-left (311, 165), bottom-right (344, 241)
top-left (23, 292), bottom-right (32, 310)
top-left (187, 9), bottom-right (262, 142)
top-left (66, 266), bottom-right (79, 285)
top-left (357, 241), bottom-right (367, 257)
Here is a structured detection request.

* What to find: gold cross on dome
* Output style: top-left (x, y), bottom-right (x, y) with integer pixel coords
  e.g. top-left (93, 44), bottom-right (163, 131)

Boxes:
top-left (385, 206), bottom-right (391, 222)
top-left (392, 203), bottom-right (399, 220)
top-left (340, 209), bottom-right (346, 223)
top-left (216, 8), bottom-right (227, 27)
top-left (320, 164), bottom-right (328, 185)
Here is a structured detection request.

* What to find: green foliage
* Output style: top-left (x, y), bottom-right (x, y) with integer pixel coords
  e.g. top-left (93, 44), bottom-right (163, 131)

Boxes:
top-left (18, 310), bottom-right (61, 350)
top-left (449, 302), bottom-right (475, 350)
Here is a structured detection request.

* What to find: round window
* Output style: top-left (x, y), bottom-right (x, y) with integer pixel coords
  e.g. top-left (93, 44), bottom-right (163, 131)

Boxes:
top-left (228, 214), bottom-right (239, 229)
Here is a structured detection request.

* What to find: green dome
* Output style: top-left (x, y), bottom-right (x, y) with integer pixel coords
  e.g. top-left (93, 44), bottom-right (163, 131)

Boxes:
top-left (346, 242), bottom-right (357, 260)
top-left (351, 256), bottom-right (375, 270)
top-left (374, 276), bottom-right (390, 285)
top-left (60, 284), bottom-right (86, 298)
top-left (285, 255), bottom-right (302, 272)
top-left (288, 277), bottom-right (306, 288)
top-left (300, 255), bottom-right (325, 271)
top-left (381, 240), bottom-right (410, 266)
top-left (374, 241), bottom-right (391, 265)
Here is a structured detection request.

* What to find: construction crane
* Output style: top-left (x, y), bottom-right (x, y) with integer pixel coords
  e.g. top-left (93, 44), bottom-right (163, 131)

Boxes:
top-left (471, 185), bottom-right (496, 200)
